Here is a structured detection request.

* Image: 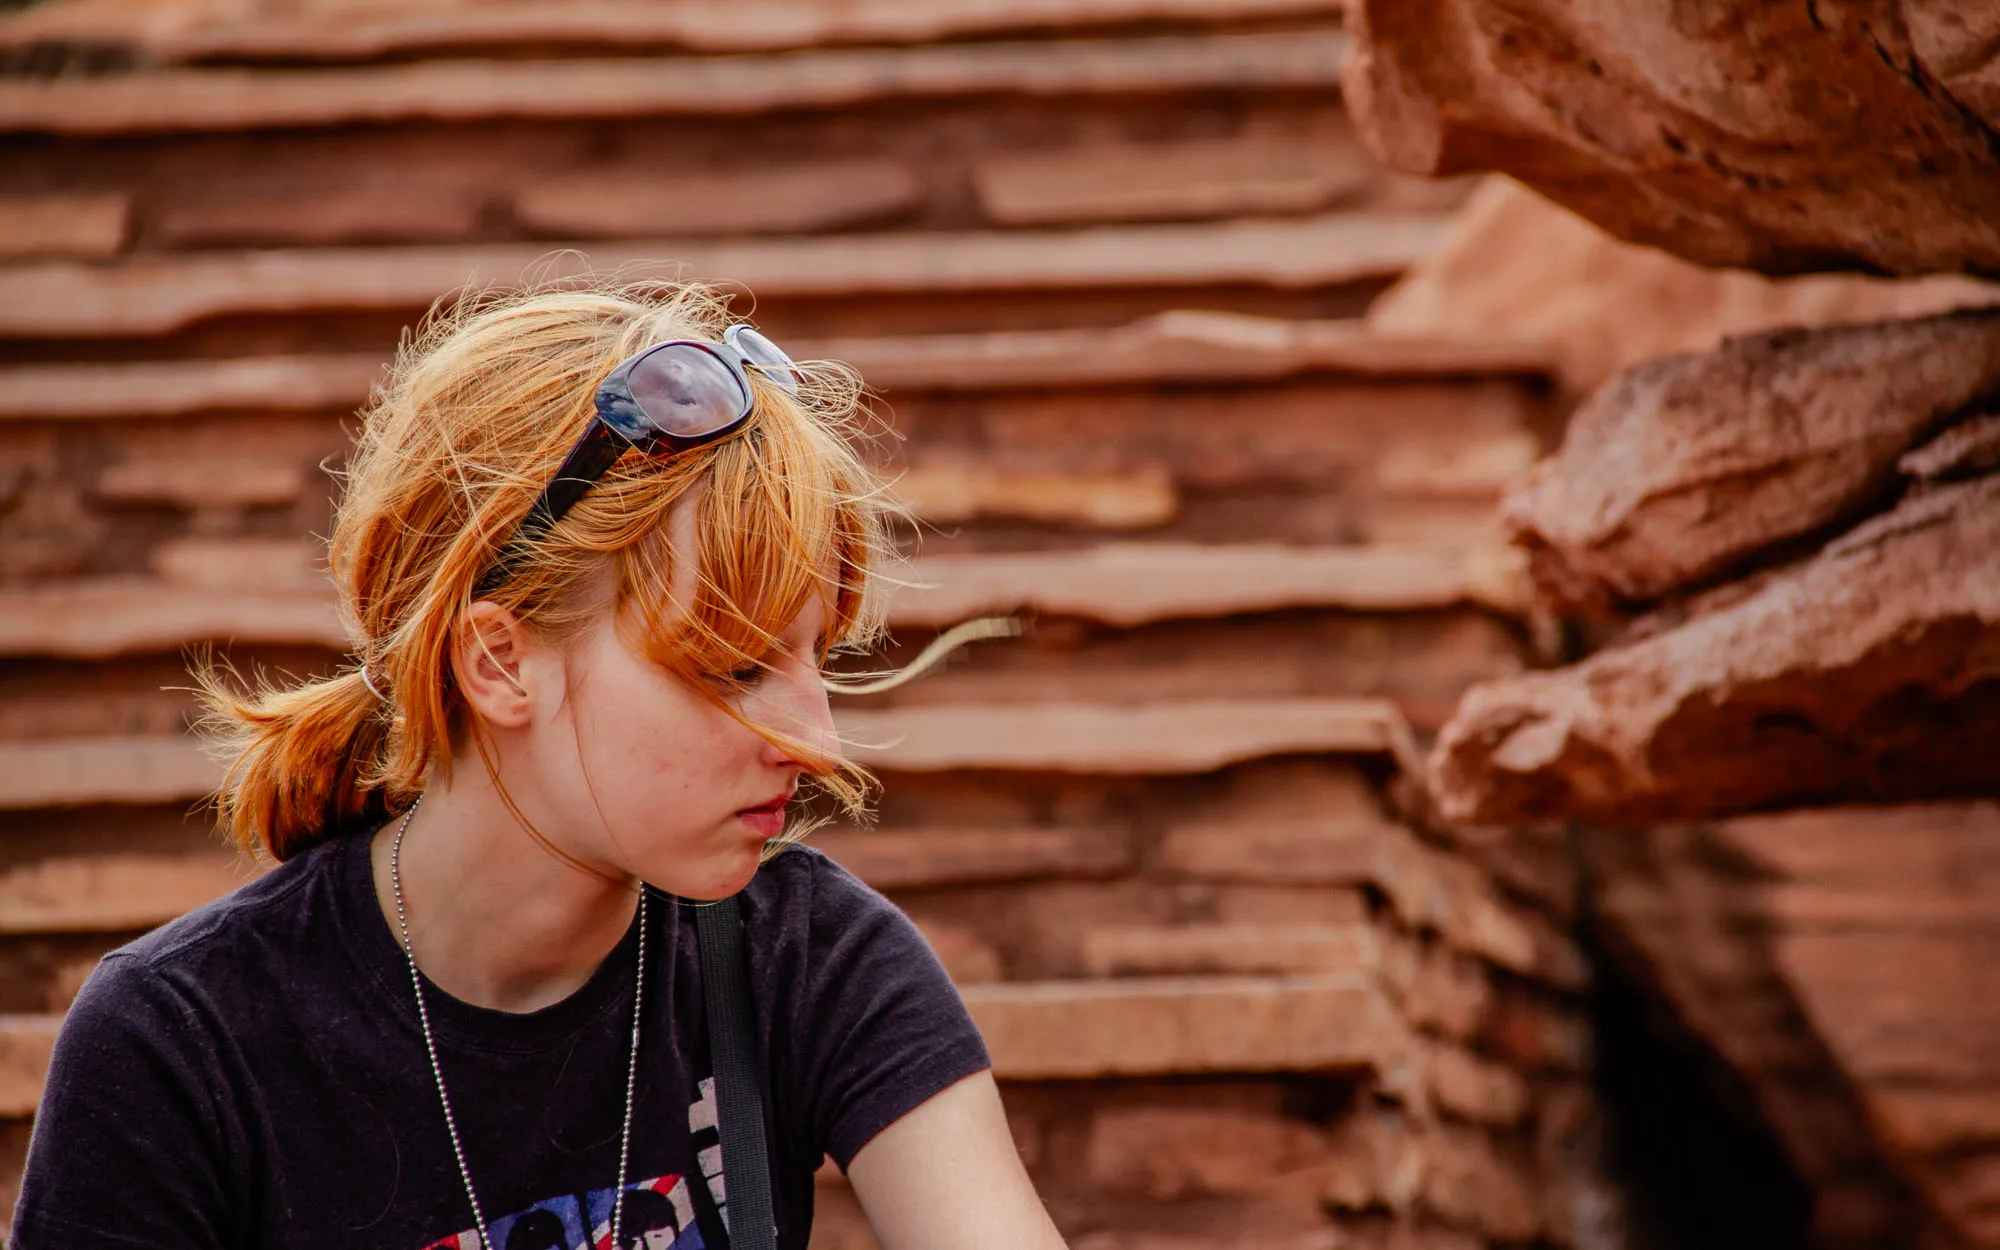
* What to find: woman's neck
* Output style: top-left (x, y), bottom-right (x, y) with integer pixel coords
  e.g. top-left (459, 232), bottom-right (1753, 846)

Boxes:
top-left (369, 770), bottom-right (640, 1014)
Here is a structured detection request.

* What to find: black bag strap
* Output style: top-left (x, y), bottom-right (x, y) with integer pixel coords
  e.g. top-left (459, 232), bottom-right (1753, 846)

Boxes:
top-left (693, 894), bottom-right (778, 1250)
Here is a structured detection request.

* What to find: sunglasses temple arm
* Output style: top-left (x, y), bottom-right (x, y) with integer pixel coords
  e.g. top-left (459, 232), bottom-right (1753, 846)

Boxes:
top-left (476, 420), bottom-right (633, 594)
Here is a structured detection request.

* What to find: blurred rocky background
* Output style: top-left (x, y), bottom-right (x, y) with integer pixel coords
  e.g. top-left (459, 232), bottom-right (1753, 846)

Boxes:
top-left (0, 1), bottom-right (1994, 1248)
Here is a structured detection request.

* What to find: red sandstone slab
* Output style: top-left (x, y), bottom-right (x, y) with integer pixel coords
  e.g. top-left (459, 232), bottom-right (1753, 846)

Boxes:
top-left (0, 1015), bottom-right (60, 1118)
top-left (0, 215), bottom-right (1447, 340)
top-left (811, 825), bottom-right (1132, 889)
top-left (94, 458), bottom-right (310, 510)
top-left (0, 354), bottom-right (386, 421)
top-left (1425, 1043), bottom-right (1531, 1128)
top-left (155, 185), bottom-right (486, 249)
top-left (1411, 1123), bottom-right (1543, 1242)
top-left (0, 736), bottom-right (224, 810)
top-left (1077, 921), bottom-right (1380, 978)
top-left (895, 542), bottom-right (1529, 625)
top-left (822, 311), bottom-right (1555, 390)
top-left (516, 159), bottom-right (924, 237)
top-left (0, 193), bottom-right (129, 261)
top-left (1158, 817), bottom-right (1544, 977)
top-left (840, 697), bottom-right (1406, 773)
top-left (0, 851), bottom-right (257, 935)
top-left (153, 538), bottom-right (324, 590)
top-left (1777, 929), bottom-right (2000, 1087)
top-left (1861, 1086), bottom-right (2000, 1158)
top-left (0, 30), bottom-right (1349, 136)
top-left (0, 580), bottom-right (350, 659)
top-left (974, 137), bottom-right (1375, 225)
top-left (0, 0), bottom-right (1345, 63)
top-left (963, 974), bottom-right (1404, 1078)
top-left (891, 464), bottom-right (1177, 529)
top-left (1083, 1102), bottom-right (1333, 1200)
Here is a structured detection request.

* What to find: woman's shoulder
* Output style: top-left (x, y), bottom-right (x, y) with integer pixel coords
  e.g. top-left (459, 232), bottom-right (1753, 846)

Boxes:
top-left (737, 839), bottom-right (953, 990)
top-left (103, 834), bottom-right (347, 981)
top-left (743, 840), bottom-right (898, 929)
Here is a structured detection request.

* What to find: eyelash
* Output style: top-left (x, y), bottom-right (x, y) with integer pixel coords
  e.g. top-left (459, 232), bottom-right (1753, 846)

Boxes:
top-left (723, 637), bottom-right (830, 688)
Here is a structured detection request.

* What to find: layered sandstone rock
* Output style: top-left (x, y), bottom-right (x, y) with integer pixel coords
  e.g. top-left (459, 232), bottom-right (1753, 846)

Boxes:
top-left (1415, 179), bottom-right (2000, 1245)
top-left (1433, 469), bottom-right (2000, 826)
top-left (1589, 803), bottom-right (2000, 1247)
top-left (1342, 0), bottom-right (2000, 277)
top-left (1368, 179), bottom-right (2000, 394)
top-left (1503, 310), bottom-right (2000, 612)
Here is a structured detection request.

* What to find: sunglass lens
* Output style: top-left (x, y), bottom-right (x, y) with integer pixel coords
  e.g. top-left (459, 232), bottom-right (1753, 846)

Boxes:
top-left (728, 325), bottom-right (802, 396)
top-left (626, 345), bottom-right (750, 439)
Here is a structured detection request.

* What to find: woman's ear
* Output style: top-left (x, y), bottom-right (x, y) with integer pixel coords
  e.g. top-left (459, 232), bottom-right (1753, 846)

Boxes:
top-left (454, 600), bottom-right (538, 729)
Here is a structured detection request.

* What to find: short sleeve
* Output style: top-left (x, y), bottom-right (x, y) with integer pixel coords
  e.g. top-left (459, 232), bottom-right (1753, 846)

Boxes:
top-left (777, 852), bottom-right (991, 1170)
top-left (10, 954), bottom-right (235, 1249)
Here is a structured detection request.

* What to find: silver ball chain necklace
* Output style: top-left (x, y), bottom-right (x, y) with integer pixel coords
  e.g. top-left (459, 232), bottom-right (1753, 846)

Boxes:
top-left (390, 795), bottom-right (648, 1250)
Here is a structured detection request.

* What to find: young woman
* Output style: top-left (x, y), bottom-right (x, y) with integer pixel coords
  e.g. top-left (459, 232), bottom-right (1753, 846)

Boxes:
top-left (12, 283), bottom-right (1066, 1250)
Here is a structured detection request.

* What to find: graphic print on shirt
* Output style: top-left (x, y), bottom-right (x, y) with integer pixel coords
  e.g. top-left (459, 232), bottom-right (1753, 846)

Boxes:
top-left (419, 1079), bottom-right (726, 1250)
top-left (416, 1174), bottom-right (702, 1250)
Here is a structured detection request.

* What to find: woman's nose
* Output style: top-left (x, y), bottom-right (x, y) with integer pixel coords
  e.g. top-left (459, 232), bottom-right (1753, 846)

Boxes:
top-left (757, 665), bottom-right (840, 765)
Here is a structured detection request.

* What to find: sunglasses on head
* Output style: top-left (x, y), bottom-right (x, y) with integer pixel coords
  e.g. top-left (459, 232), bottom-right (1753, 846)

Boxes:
top-left (479, 324), bottom-right (800, 590)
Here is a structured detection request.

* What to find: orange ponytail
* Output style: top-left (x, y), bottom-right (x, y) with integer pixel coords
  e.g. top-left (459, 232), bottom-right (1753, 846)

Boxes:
top-left (197, 666), bottom-right (399, 861)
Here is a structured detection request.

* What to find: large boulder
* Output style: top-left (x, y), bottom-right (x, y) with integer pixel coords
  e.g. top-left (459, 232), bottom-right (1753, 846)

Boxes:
top-left (1505, 310), bottom-right (2000, 612)
top-left (1343, 1), bottom-right (2000, 277)
top-left (1431, 473), bottom-right (2000, 826)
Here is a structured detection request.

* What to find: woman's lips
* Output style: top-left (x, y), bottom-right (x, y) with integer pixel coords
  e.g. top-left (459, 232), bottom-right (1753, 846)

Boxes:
top-left (736, 799), bottom-right (788, 838)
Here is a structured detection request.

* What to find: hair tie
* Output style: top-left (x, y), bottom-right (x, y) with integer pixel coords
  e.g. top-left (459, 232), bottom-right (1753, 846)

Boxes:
top-left (359, 664), bottom-right (388, 701)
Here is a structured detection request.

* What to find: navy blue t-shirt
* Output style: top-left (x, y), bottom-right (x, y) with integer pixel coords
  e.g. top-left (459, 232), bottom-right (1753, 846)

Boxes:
top-left (11, 831), bottom-right (989, 1249)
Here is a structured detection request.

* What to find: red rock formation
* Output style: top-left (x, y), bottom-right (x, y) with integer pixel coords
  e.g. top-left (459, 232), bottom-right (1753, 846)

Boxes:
top-left (1504, 310), bottom-right (2000, 612)
top-left (1342, 0), bottom-right (2000, 276)
top-left (1368, 178), bottom-right (2000, 394)
top-left (1590, 803), bottom-right (2000, 1246)
top-left (1432, 473), bottom-right (2000, 826)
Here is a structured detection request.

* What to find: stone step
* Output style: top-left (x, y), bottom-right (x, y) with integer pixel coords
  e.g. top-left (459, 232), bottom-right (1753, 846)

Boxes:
top-left (0, 193), bottom-right (130, 262)
top-left (1157, 816), bottom-right (1585, 987)
top-left (973, 135), bottom-right (1378, 227)
top-left (0, 28), bottom-right (1347, 137)
top-left (0, 697), bottom-right (1408, 809)
top-left (962, 973), bottom-right (1403, 1079)
top-left (814, 825), bottom-right (1134, 891)
top-left (896, 542), bottom-right (1529, 625)
top-left (1078, 920), bottom-right (1379, 978)
top-left (0, 315), bottom-right (1550, 423)
top-left (0, 850), bottom-right (256, 936)
top-left (0, 736), bottom-right (227, 812)
top-left (0, 581), bottom-right (348, 659)
top-left (0, 542), bottom-right (1524, 659)
top-left (0, 214), bottom-right (1449, 339)
top-left (856, 697), bottom-right (1413, 773)
top-left (0, 973), bottom-right (1398, 1120)
top-left (1, 0), bottom-right (1343, 64)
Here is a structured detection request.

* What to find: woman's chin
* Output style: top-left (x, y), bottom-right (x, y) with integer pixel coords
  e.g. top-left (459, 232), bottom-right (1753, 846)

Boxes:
top-left (660, 844), bottom-right (764, 902)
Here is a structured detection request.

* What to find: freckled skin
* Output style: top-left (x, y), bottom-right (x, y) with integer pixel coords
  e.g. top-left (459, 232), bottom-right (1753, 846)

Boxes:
top-left (534, 597), bottom-right (837, 901)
